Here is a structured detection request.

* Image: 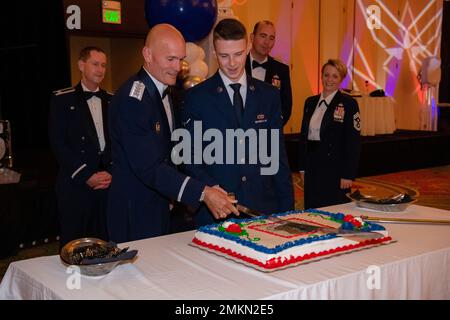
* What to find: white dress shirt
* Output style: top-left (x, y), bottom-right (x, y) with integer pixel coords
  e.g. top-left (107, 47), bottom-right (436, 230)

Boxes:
top-left (219, 69), bottom-right (247, 108)
top-left (249, 53), bottom-right (268, 82)
top-left (144, 68), bottom-right (173, 132)
top-left (307, 90), bottom-right (338, 141)
top-left (81, 82), bottom-right (105, 151)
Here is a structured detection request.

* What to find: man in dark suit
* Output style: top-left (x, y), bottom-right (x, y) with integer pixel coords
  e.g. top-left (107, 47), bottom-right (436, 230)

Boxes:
top-left (49, 46), bottom-right (112, 248)
top-left (183, 19), bottom-right (294, 227)
top-left (107, 24), bottom-right (238, 243)
top-left (245, 20), bottom-right (293, 126)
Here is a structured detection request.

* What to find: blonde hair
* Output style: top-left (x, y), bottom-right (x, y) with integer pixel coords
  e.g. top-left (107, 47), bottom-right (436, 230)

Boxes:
top-left (321, 59), bottom-right (347, 80)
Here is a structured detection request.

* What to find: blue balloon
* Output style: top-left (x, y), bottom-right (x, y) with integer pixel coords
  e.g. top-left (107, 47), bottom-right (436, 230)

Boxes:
top-left (145, 0), bottom-right (218, 43)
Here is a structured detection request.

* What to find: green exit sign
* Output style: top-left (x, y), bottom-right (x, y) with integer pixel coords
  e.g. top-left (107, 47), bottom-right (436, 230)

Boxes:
top-left (102, 1), bottom-right (121, 24)
top-left (103, 9), bottom-right (121, 24)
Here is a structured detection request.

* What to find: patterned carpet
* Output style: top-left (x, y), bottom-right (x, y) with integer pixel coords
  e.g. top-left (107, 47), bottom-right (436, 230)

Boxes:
top-left (1, 165), bottom-right (450, 281)
top-left (293, 165), bottom-right (450, 211)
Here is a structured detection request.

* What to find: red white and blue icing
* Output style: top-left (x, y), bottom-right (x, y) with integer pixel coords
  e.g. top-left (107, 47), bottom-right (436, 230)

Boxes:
top-left (192, 209), bottom-right (391, 270)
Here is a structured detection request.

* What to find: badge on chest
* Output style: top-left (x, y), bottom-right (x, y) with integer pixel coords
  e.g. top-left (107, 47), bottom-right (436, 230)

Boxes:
top-left (333, 103), bottom-right (345, 123)
top-left (255, 113), bottom-right (268, 124)
top-left (271, 75), bottom-right (281, 89)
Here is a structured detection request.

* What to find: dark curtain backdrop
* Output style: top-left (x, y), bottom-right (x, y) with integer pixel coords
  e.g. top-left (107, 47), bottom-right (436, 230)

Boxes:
top-left (0, 1), bottom-right (69, 256)
top-left (0, 0), bottom-right (70, 182)
top-left (0, 0), bottom-right (70, 152)
top-left (440, 1), bottom-right (450, 103)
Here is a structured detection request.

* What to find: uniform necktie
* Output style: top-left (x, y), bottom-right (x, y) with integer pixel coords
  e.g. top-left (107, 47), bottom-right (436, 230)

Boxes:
top-left (319, 99), bottom-right (329, 108)
top-left (161, 86), bottom-right (173, 132)
top-left (84, 91), bottom-right (102, 100)
top-left (252, 60), bottom-right (269, 69)
top-left (230, 83), bottom-right (244, 124)
top-left (162, 86), bottom-right (170, 99)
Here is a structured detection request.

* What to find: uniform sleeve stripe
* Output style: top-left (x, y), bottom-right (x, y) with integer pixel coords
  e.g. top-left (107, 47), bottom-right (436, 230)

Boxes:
top-left (177, 177), bottom-right (190, 202)
top-left (54, 88), bottom-right (75, 96)
top-left (71, 164), bottom-right (87, 179)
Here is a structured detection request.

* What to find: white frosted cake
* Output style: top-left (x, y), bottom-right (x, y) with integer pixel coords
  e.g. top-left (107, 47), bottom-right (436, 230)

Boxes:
top-left (191, 209), bottom-right (392, 271)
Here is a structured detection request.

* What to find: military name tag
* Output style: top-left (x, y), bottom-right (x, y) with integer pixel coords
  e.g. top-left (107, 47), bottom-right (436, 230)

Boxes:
top-left (255, 113), bottom-right (267, 124)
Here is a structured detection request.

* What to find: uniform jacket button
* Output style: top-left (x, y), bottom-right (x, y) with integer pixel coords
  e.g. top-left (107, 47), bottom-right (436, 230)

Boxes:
top-left (241, 176), bottom-right (247, 182)
top-left (81, 150), bottom-right (85, 154)
top-left (81, 136), bottom-right (85, 140)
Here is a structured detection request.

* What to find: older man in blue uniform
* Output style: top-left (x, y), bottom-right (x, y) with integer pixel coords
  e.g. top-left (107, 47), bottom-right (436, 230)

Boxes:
top-left (107, 24), bottom-right (238, 243)
top-left (183, 19), bottom-right (294, 227)
top-left (49, 47), bottom-right (112, 247)
top-left (245, 20), bottom-right (293, 126)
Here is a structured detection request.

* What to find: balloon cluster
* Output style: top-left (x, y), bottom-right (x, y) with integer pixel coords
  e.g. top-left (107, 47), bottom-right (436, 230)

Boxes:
top-left (145, 0), bottom-right (218, 89)
top-left (145, 0), bottom-right (218, 43)
top-left (179, 42), bottom-right (209, 89)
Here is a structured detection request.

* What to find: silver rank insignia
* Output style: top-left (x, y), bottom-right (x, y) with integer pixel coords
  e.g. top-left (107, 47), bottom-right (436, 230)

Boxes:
top-left (155, 121), bottom-right (161, 133)
top-left (353, 112), bottom-right (361, 131)
top-left (129, 81), bottom-right (145, 100)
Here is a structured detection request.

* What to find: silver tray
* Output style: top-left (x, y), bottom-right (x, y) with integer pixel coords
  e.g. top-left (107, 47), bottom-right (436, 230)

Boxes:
top-left (60, 238), bottom-right (122, 277)
top-left (346, 194), bottom-right (417, 212)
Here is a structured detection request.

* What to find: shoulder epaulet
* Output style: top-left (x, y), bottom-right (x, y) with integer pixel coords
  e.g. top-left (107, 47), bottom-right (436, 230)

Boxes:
top-left (53, 87), bottom-right (75, 96)
top-left (129, 81), bottom-right (145, 101)
top-left (340, 90), bottom-right (354, 99)
top-left (272, 56), bottom-right (288, 66)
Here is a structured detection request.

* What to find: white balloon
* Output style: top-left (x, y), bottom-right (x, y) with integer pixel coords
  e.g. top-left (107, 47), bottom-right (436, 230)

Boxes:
top-left (189, 60), bottom-right (208, 79)
top-left (198, 46), bottom-right (206, 61)
top-left (185, 42), bottom-right (200, 64)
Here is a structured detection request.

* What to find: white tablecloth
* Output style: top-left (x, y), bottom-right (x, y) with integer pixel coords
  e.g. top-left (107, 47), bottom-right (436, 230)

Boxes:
top-left (1, 204), bottom-right (449, 300)
top-left (355, 96), bottom-right (396, 136)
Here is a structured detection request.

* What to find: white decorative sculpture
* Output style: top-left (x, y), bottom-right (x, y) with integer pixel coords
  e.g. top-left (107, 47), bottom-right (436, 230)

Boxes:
top-left (419, 56), bottom-right (441, 131)
top-left (420, 56), bottom-right (441, 87)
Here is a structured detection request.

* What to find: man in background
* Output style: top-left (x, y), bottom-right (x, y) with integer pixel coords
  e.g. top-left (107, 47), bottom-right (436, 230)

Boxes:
top-left (246, 20), bottom-right (293, 126)
top-left (49, 46), bottom-right (112, 248)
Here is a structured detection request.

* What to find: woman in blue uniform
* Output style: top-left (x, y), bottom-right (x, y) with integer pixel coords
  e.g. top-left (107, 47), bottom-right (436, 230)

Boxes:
top-left (298, 59), bottom-right (361, 209)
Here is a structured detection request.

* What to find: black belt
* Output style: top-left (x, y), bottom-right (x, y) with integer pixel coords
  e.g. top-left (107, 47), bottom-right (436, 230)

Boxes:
top-left (306, 140), bottom-right (321, 152)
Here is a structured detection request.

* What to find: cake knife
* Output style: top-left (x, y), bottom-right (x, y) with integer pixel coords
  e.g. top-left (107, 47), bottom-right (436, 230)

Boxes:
top-left (360, 215), bottom-right (450, 225)
top-left (236, 204), bottom-right (383, 238)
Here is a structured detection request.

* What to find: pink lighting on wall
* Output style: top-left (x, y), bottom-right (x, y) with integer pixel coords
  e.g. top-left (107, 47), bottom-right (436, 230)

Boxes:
top-left (350, 0), bottom-right (442, 100)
